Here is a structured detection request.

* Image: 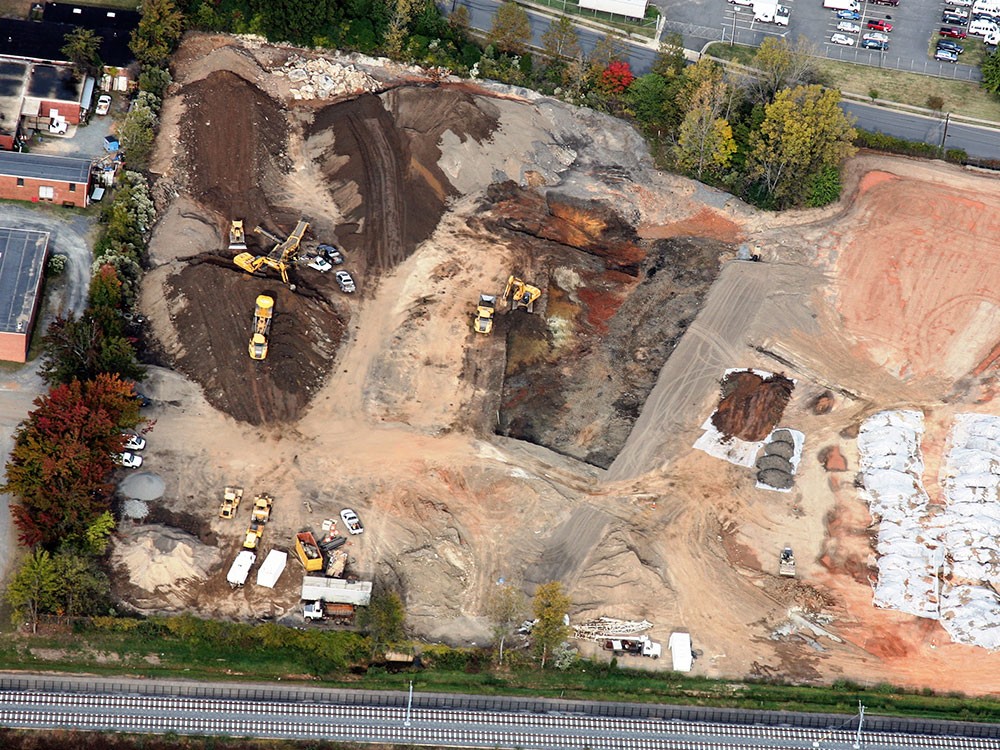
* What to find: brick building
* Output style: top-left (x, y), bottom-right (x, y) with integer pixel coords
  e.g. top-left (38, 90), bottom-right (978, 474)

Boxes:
top-left (0, 227), bottom-right (50, 363)
top-left (0, 151), bottom-right (91, 206)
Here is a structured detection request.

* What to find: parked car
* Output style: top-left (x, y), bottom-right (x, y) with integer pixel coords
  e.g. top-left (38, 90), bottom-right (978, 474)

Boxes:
top-left (317, 244), bottom-right (344, 264)
top-left (952, 0), bottom-right (975, 6)
top-left (861, 38), bottom-right (889, 49)
top-left (831, 32), bottom-right (856, 45)
top-left (307, 255), bottom-right (333, 272)
top-left (934, 48), bottom-right (960, 60)
top-left (936, 39), bottom-right (965, 52)
top-left (122, 432), bottom-right (146, 451)
top-left (942, 13), bottom-right (969, 24)
top-left (335, 270), bottom-right (356, 293)
top-left (940, 25), bottom-right (968, 36)
top-left (866, 18), bottom-right (893, 30)
top-left (837, 9), bottom-right (862, 18)
top-left (871, 0), bottom-right (898, 5)
top-left (863, 31), bottom-right (890, 42)
top-left (969, 17), bottom-right (998, 32)
top-left (837, 20), bottom-right (861, 31)
top-left (118, 452), bottom-right (143, 469)
top-left (95, 94), bottom-right (112, 116)
top-left (944, 7), bottom-right (970, 16)
top-left (340, 508), bottom-right (364, 535)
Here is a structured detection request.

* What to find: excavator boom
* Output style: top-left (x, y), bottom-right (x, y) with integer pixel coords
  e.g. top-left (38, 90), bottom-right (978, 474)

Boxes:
top-left (502, 274), bottom-right (541, 312)
top-left (234, 219), bottom-right (309, 287)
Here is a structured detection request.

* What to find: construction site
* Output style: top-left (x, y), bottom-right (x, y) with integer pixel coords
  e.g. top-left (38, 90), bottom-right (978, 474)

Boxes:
top-left (114, 32), bottom-right (1000, 692)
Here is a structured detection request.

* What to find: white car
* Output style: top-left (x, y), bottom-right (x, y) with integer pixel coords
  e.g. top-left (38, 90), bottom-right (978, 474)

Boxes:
top-left (831, 33), bottom-right (855, 45)
top-left (307, 255), bottom-right (333, 272)
top-left (118, 451), bottom-right (143, 468)
top-left (96, 94), bottom-right (112, 116)
top-left (340, 508), bottom-right (364, 535)
top-left (335, 270), bottom-right (356, 293)
top-left (863, 31), bottom-right (890, 42)
top-left (122, 432), bottom-right (146, 451)
top-left (836, 20), bottom-right (860, 32)
top-left (953, 0), bottom-right (974, 6)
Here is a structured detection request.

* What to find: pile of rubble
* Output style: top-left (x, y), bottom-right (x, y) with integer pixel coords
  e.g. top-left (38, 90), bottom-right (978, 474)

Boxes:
top-left (274, 55), bottom-right (379, 100)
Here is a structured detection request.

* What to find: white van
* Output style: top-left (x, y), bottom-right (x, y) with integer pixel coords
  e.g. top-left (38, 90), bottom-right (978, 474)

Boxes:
top-left (972, 0), bottom-right (1000, 14)
top-left (986, 26), bottom-right (1000, 42)
top-left (970, 17), bottom-right (1000, 34)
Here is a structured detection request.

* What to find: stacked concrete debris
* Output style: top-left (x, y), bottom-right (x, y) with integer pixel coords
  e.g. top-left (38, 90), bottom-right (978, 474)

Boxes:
top-left (934, 413), bottom-right (1000, 649)
top-left (756, 429), bottom-right (796, 489)
top-left (857, 410), bottom-right (941, 619)
top-left (274, 55), bottom-right (379, 100)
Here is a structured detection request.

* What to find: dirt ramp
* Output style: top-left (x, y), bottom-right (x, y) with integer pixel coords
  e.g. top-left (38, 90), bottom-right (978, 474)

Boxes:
top-left (164, 261), bottom-right (344, 425)
top-left (182, 70), bottom-right (287, 228)
top-left (309, 88), bottom-right (498, 269)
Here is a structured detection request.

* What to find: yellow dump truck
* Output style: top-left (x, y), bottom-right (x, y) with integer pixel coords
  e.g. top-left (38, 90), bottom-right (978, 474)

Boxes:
top-left (248, 295), bottom-right (274, 360)
top-left (219, 486), bottom-right (244, 519)
top-left (295, 531), bottom-right (324, 572)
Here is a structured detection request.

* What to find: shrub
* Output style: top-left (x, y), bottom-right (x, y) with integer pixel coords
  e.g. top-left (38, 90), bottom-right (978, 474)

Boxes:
top-left (47, 255), bottom-right (67, 275)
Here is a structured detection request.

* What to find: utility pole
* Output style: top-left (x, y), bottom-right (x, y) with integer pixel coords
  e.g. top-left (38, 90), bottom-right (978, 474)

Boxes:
top-left (940, 111), bottom-right (951, 150)
top-left (854, 700), bottom-right (865, 749)
top-left (731, 7), bottom-right (739, 46)
top-left (404, 680), bottom-right (413, 728)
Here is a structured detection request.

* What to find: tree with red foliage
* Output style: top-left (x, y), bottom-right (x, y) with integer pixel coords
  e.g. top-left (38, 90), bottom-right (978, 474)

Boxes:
top-left (601, 60), bottom-right (635, 95)
top-left (3, 374), bottom-right (140, 548)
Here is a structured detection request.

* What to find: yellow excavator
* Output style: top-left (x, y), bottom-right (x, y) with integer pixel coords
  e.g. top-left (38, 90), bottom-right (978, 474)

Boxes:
top-left (232, 219), bottom-right (309, 287)
top-left (502, 275), bottom-right (542, 312)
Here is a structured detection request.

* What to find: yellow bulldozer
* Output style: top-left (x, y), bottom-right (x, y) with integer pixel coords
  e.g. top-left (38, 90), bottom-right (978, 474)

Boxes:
top-left (233, 219), bottom-right (309, 287)
top-left (502, 275), bottom-right (541, 312)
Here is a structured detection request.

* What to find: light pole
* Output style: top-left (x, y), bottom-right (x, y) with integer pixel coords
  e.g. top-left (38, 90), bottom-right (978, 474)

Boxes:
top-left (939, 111), bottom-right (951, 151)
top-left (731, 7), bottom-right (739, 46)
top-left (404, 680), bottom-right (413, 727)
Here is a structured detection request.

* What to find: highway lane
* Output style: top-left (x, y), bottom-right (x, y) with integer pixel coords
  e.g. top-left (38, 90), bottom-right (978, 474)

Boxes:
top-left (2, 689), bottom-right (998, 749)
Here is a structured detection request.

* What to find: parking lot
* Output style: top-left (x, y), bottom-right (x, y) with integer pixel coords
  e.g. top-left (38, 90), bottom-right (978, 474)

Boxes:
top-left (659, 0), bottom-right (984, 80)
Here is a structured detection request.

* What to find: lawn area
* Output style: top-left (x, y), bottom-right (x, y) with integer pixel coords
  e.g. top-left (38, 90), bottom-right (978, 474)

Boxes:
top-left (706, 43), bottom-right (1000, 122)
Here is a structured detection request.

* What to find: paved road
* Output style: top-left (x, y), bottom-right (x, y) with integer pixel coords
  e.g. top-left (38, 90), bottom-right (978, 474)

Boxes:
top-left (843, 99), bottom-right (1000, 157)
top-left (3, 686), bottom-right (999, 749)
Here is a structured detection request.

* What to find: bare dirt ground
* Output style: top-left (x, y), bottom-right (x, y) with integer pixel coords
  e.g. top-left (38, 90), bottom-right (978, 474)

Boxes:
top-left (123, 32), bottom-right (1000, 692)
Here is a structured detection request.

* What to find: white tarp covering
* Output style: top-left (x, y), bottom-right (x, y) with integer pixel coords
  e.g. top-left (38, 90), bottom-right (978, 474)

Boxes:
top-left (256, 549), bottom-right (287, 588)
top-left (858, 410), bottom-right (939, 616)
top-left (667, 632), bottom-right (692, 672)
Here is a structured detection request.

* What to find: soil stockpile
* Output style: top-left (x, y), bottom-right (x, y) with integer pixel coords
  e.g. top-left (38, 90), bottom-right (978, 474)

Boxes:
top-left (182, 71), bottom-right (289, 230)
top-left (164, 262), bottom-right (343, 424)
top-left (712, 370), bottom-right (794, 442)
top-left (310, 88), bottom-right (499, 269)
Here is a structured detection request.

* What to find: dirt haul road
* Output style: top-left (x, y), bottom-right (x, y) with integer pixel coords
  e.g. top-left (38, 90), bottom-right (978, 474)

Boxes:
top-left (116, 32), bottom-right (1000, 693)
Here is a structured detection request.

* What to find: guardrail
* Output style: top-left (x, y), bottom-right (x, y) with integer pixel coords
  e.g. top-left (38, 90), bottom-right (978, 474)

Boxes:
top-left (2, 673), bottom-right (999, 739)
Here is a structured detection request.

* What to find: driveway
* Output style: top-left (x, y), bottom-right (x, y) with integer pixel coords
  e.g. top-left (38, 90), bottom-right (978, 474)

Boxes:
top-left (0, 202), bottom-right (96, 581)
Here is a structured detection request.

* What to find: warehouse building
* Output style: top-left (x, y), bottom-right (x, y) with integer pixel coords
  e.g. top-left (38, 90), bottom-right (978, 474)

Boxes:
top-left (0, 228), bottom-right (50, 363)
top-left (0, 151), bottom-right (92, 206)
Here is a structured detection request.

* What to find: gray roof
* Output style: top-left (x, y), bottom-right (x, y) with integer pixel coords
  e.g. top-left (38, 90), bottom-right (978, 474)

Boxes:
top-left (0, 151), bottom-right (91, 183)
top-left (0, 228), bottom-right (49, 335)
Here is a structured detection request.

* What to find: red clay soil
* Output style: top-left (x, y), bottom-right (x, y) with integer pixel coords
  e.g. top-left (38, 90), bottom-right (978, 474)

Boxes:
top-left (164, 259), bottom-right (344, 425)
top-left (711, 370), bottom-right (794, 442)
top-left (309, 87), bottom-right (499, 269)
top-left (181, 71), bottom-right (289, 232)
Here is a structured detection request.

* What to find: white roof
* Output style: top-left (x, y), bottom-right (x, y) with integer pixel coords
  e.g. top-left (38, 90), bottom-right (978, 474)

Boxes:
top-left (578, 0), bottom-right (647, 17)
top-left (668, 632), bottom-right (692, 672)
top-left (301, 575), bottom-right (373, 606)
top-left (226, 550), bottom-right (256, 586)
top-left (256, 549), bottom-right (287, 588)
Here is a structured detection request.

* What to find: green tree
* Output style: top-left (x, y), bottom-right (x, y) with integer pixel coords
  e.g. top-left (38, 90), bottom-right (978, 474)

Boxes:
top-left (130, 0), bottom-right (184, 67)
top-left (4, 374), bottom-right (140, 548)
top-left (61, 28), bottom-right (103, 79)
top-left (384, 0), bottom-right (423, 58)
top-left (652, 32), bottom-right (686, 78)
top-left (138, 66), bottom-right (172, 99)
top-left (982, 50), bottom-right (1000, 97)
top-left (487, 1), bottom-right (531, 55)
top-left (117, 98), bottom-right (158, 170)
top-left (449, 4), bottom-right (470, 34)
top-left (747, 84), bottom-right (856, 208)
top-left (531, 581), bottom-right (570, 668)
top-left (6, 549), bottom-right (61, 632)
top-left (82, 511), bottom-right (117, 556)
top-left (53, 553), bottom-right (112, 617)
top-left (357, 589), bottom-right (405, 657)
top-left (486, 582), bottom-right (526, 664)
top-left (744, 36), bottom-right (816, 105)
top-left (626, 73), bottom-right (683, 135)
top-left (587, 33), bottom-right (623, 74)
top-left (675, 77), bottom-right (737, 179)
top-left (541, 16), bottom-right (580, 62)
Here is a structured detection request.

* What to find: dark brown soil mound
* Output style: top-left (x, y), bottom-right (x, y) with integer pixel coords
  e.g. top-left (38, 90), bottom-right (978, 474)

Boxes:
top-left (712, 370), bottom-right (794, 442)
top-left (182, 70), bottom-right (288, 234)
top-left (310, 87), bottom-right (499, 269)
top-left (165, 260), bottom-right (344, 425)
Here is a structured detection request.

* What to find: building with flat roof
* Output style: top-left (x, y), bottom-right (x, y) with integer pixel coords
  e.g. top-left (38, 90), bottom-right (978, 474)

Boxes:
top-left (0, 60), bottom-right (29, 150)
top-left (0, 150), bottom-right (91, 206)
top-left (0, 228), bottom-right (50, 363)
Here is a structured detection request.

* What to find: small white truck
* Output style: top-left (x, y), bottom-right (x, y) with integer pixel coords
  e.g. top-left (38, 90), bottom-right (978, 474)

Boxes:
top-left (754, 0), bottom-right (790, 24)
top-left (602, 635), bottom-right (662, 659)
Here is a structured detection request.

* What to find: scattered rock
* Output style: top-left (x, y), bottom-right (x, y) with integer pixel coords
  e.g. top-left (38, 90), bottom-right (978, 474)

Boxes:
top-left (274, 54), bottom-right (379, 100)
top-left (811, 390), bottom-right (835, 414)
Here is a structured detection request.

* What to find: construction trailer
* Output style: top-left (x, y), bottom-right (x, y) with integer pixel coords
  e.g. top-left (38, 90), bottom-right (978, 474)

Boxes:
top-left (300, 576), bottom-right (372, 607)
top-left (256, 549), bottom-right (287, 588)
top-left (668, 632), bottom-right (693, 672)
top-left (226, 550), bottom-right (256, 588)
